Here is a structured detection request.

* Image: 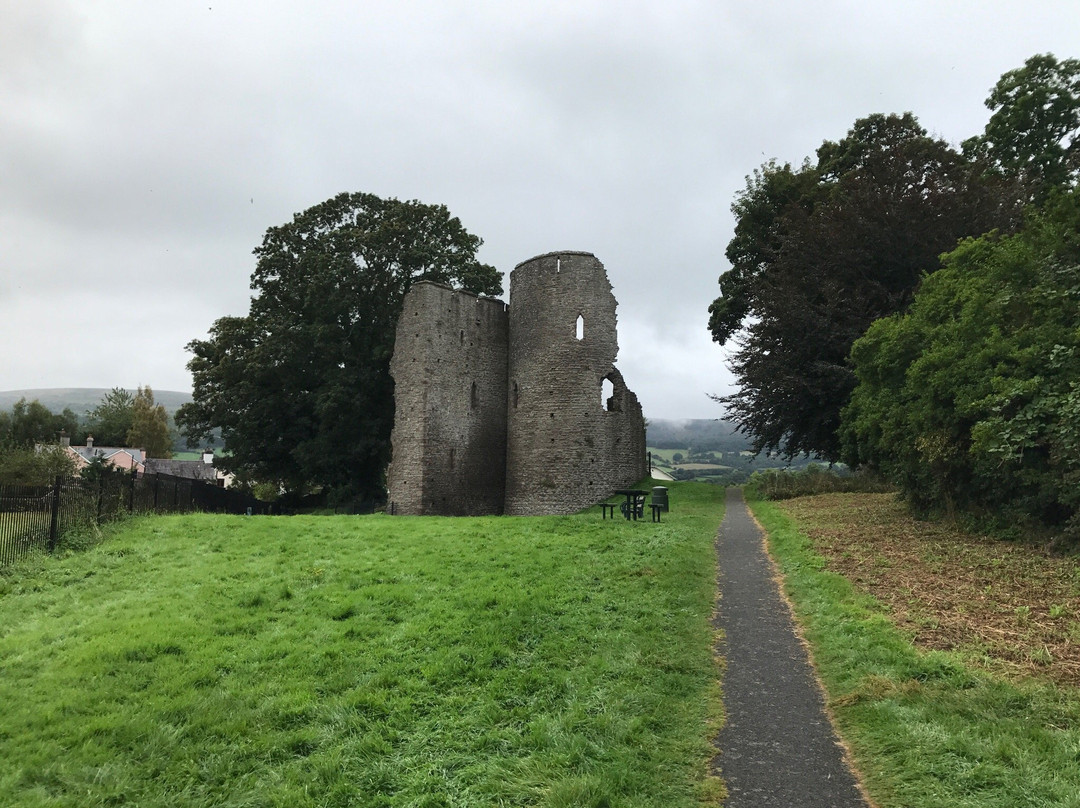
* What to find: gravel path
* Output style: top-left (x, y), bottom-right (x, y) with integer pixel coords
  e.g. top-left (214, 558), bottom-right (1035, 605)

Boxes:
top-left (713, 487), bottom-right (869, 807)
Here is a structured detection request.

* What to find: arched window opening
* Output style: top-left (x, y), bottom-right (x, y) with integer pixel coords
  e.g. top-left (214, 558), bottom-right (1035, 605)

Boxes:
top-left (601, 377), bottom-right (617, 411)
top-left (575, 314), bottom-right (584, 341)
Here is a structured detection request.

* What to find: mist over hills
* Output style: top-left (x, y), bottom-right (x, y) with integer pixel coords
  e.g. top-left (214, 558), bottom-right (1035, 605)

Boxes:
top-left (0, 389), bottom-right (751, 452)
top-left (0, 389), bottom-right (194, 418)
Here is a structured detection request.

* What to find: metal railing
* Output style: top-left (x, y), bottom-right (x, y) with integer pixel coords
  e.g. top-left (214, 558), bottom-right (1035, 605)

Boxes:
top-left (0, 472), bottom-right (271, 566)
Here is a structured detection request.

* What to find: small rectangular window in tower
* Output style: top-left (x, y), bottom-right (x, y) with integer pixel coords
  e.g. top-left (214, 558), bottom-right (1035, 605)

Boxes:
top-left (602, 377), bottom-right (617, 411)
top-left (576, 314), bottom-right (584, 341)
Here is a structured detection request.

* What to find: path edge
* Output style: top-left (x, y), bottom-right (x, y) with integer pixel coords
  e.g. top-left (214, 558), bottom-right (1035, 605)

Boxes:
top-left (744, 494), bottom-right (880, 808)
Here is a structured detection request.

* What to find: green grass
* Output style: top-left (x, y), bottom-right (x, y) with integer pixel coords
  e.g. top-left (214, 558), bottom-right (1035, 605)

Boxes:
top-left (750, 497), bottom-right (1080, 808)
top-left (0, 482), bottom-right (724, 808)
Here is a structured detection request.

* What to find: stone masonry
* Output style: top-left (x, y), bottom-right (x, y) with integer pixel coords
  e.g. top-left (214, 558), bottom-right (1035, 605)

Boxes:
top-left (387, 251), bottom-right (646, 516)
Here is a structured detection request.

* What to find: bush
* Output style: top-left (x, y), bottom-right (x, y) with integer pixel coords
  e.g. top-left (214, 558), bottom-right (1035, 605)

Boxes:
top-left (745, 464), bottom-right (894, 501)
top-left (0, 446), bottom-right (76, 486)
top-left (842, 190), bottom-right (1080, 543)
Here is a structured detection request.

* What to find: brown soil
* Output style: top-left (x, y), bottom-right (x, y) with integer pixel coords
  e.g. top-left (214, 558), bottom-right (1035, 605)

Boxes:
top-left (775, 493), bottom-right (1080, 687)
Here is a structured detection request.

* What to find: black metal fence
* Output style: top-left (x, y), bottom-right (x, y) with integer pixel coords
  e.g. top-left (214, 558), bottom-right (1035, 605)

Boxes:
top-left (0, 472), bottom-right (272, 566)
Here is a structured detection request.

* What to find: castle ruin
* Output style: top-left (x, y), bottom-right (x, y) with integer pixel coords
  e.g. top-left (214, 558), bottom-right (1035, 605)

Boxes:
top-left (387, 251), bottom-right (647, 516)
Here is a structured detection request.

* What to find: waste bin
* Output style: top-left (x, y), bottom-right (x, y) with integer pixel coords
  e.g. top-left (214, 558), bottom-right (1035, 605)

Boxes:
top-left (652, 486), bottom-right (669, 512)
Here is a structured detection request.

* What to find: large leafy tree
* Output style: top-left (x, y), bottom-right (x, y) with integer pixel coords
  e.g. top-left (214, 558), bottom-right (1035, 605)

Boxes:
top-left (177, 192), bottom-right (502, 502)
top-left (126, 386), bottom-right (172, 458)
top-left (841, 190), bottom-right (1080, 542)
top-left (709, 113), bottom-right (1021, 460)
top-left (85, 387), bottom-right (136, 446)
top-left (964, 53), bottom-right (1080, 202)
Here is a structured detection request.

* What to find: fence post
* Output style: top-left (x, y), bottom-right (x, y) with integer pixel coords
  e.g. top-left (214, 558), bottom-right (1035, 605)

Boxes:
top-left (48, 475), bottom-right (62, 552)
top-left (129, 468), bottom-right (137, 512)
top-left (96, 476), bottom-right (104, 522)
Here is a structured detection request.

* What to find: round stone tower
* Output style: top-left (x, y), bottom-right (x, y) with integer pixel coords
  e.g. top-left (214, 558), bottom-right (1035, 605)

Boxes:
top-left (504, 251), bottom-right (645, 515)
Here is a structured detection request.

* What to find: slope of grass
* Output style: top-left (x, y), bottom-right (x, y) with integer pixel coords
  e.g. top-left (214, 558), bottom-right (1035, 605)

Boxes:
top-left (0, 482), bottom-right (723, 808)
top-left (751, 495), bottom-right (1080, 808)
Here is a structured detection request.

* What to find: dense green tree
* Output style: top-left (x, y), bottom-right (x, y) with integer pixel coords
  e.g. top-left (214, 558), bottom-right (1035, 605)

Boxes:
top-left (964, 53), bottom-right (1080, 202)
top-left (85, 388), bottom-right (136, 446)
top-left (709, 113), bottom-right (1020, 460)
top-left (0, 445), bottom-right (76, 485)
top-left (841, 190), bottom-right (1080, 542)
top-left (177, 192), bottom-right (502, 502)
top-left (126, 386), bottom-right (172, 458)
top-left (0, 398), bottom-right (81, 449)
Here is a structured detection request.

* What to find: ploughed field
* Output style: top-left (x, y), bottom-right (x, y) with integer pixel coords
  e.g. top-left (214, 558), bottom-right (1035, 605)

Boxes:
top-left (0, 483), bottom-right (725, 808)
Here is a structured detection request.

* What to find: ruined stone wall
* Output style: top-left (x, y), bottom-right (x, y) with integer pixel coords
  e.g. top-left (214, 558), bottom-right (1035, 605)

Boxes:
top-left (386, 281), bottom-right (508, 515)
top-left (504, 252), bottom-right (647, 515)
top-left (387, 253), bottom-right (646, 516)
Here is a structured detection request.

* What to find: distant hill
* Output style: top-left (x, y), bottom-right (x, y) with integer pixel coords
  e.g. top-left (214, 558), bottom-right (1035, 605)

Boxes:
top-left (0, 389), bottom-right (193, 418)
top-left (2, 393), bottom-right (754, 456)
top-left (646, 418), bottom-right (750, 453)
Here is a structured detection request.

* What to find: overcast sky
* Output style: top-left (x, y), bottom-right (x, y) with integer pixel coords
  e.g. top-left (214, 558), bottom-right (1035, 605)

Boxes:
top-left (3, 1), bottom-right (1078, 420)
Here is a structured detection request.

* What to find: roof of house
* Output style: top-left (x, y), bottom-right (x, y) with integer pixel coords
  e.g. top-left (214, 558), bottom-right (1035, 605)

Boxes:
top-left (68, 446), bottom-right (146, 465)
top-left (143, 458), bottom-right (218, 481)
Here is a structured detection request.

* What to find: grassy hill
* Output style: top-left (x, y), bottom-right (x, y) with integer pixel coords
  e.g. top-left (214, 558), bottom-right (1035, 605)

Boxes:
top-left (0, 482), bottom-right (726, 807)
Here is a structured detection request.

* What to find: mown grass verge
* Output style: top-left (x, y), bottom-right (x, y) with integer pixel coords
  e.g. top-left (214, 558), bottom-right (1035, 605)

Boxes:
top-left (750, 496), bottom-right (1080, 808)
top-left (0, 482), bottom-right (723, 808)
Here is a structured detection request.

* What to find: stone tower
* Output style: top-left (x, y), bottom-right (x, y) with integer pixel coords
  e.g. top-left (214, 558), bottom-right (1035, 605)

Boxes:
top-left (504, 251), bottom-right (646, 515)
top-left (386, 282), bottom-right (509, 515)
top-left (386, 251), bottom-right (646, 516)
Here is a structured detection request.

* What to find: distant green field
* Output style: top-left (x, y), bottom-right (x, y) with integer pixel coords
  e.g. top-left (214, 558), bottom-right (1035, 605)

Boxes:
top-left (0, 482), bottom-right (725, 807)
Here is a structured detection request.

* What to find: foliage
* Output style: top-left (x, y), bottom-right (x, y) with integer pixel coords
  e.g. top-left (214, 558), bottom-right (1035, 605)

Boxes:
top-left (750, 497), bottom-right (1080, 808)
top-left (85, 387), bottom-right (136, 446)
top-left (0, 445), bottom-right (76, 486)
top-left (125, 386), bottom-right (172, 458)
top-left (964, 53), bottom-right (1080, 202)
top-left (744, 464), bottom-right (893, 501)
top-left (77, 453), bottom-right (128, 484)
top-left (0, 398), bottom-right (81, 449)
top-left (177, 192), bottom-right (502, 503)
top-left (709, 113), bottom-right (1020, 461)
top-left (0, 482), bottom-right (724, 807)
top-left (841, 189), bottom-right (1080, 542)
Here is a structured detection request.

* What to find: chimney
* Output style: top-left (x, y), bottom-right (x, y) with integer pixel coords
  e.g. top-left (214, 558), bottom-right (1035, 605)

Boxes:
top-left (60, 431), bottom-right (70, 447)
top-left (202, 449), bottom-right (214, 465)
top-left (86, 435), bottom-right (94, 449)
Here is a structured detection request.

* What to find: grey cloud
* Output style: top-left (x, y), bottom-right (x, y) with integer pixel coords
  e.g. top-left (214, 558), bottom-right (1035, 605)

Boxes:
top-left (3, 0), bottom-right (1079, 420)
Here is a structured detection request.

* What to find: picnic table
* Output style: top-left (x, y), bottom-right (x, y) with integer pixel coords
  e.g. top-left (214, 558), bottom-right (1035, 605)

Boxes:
top-left (613, 488), bottom-right (647, 521)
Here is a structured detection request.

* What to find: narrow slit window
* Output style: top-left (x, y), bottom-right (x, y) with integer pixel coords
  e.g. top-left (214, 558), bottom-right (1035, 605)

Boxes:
top-left (575, 314), bottom-right (584, 341)
top-left (470, 381), bottom-right (478, 409)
